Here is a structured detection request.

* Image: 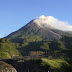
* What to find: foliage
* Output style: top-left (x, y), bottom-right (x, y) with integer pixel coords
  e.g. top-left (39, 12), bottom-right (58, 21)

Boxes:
top-left (15, 36), bottom-right (72, 56)
top-left (40, 42), bottom-right (50, 50)
top-left (29, 58), bottom-right (71, 72)
top-left (49, 40), bottom-right (66, 51)
top-left (0, 52), bottom-right (11, 59)
top-left (41, 58), bottom-right (71, 72)
top-left (61, 36), bottom-right (72, 49)
top-left (0, 38), bottom-right (19, 59)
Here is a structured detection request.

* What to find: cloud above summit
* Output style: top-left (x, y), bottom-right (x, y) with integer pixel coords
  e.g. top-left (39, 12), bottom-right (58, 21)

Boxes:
top-left (34, 15), bottom-right (72, 31)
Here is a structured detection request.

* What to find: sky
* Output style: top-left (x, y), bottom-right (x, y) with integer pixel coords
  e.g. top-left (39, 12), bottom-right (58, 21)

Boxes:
top-left (0, 0), bottom-right (72, 38)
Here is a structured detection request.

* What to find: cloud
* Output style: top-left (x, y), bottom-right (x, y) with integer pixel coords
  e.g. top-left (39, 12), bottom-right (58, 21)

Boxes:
top-left (34, 15), bottom-right (72, 31)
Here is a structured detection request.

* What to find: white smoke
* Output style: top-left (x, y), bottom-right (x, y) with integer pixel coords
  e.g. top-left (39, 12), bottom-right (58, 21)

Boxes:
top-left (34, 15), bottom-right (72, 31)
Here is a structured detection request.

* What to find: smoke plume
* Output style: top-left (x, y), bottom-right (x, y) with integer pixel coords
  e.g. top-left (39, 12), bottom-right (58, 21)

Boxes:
top-left (34, 15), bottom-right (72, 31)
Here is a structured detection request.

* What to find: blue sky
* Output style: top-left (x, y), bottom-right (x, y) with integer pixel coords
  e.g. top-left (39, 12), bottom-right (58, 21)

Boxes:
top-left (0, 0), bottom-right (72, 38)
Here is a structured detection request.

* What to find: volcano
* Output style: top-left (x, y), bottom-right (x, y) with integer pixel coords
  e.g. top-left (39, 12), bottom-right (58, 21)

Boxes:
top-left (6, 15), bottom-right (72, 43)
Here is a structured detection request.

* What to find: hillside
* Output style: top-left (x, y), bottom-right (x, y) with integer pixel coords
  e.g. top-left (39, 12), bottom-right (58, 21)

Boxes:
top-left (6, 19), bottom-right (72, 43)
top-left (5, 17), bottom-right (72, 57)
top-left (0, 38), bottom-right (19, 59)
top-left (1, 17), bottom-right (72, 72)
top-left (15, 35), bottom-right (72, 58)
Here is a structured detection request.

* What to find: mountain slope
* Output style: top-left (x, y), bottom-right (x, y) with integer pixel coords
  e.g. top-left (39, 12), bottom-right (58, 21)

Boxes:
top-left (0, 38), bottom-right (19, 59)
top-left (6, 19), bottom-right (71, 43)
top-left (5, 16), bottom-right (72, 57)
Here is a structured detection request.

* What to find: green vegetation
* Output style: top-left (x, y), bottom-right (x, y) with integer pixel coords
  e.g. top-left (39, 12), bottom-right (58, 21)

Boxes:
top-left (30, 58), bottom-right (71, 72)
top-left (40, 42), bottom-right (50, 50)
top-left (5, 20), bottom-right (72, 57)
top-left (50, 40), bottom-right (66, 51)
top-left (0, 52), bottom-right (11, 59)
top-left (13, 36), bottom-right (72, 57)
top-left (41, 58), bottom-right (71, 72)
top-left (0, 38), bottom-right (19, 59)
top-left (61, 36), bottom-right (72, 49)
top-left (2, 21), bottom-right (72, 71)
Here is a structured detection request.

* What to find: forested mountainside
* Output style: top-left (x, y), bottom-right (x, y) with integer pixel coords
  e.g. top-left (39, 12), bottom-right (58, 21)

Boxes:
top-left (1, 17), bottom-right (72, 72)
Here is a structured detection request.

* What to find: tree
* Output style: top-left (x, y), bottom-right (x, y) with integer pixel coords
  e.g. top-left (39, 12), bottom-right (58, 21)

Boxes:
top-left (40, 42), bottom-right (50, 51)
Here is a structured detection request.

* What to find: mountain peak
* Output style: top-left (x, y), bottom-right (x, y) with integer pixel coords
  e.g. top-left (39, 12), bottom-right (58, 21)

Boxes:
top-left (32, 15), bottom-right (72, 31)
top-left (32, 15), bottom-right (54, 29)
